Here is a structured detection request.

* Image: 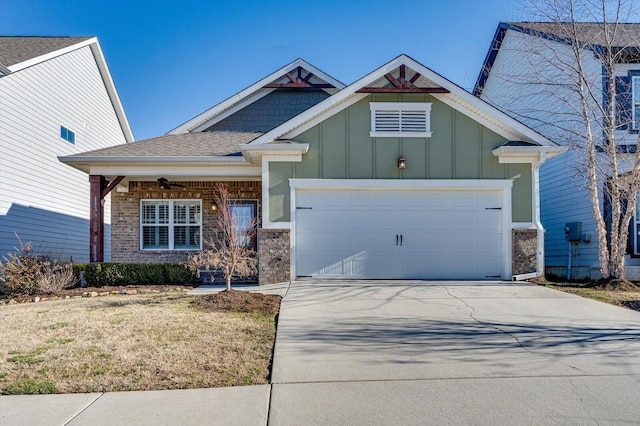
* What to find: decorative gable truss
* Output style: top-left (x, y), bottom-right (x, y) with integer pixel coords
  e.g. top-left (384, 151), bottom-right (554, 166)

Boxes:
top-left (357, 64), bottom-right (449, 93)
top-left (264, 66), bottom-right (336, 89)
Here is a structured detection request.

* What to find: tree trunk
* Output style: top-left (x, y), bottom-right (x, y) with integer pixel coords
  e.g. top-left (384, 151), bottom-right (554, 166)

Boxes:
top-left (226, 275), bottom-right (231, 292)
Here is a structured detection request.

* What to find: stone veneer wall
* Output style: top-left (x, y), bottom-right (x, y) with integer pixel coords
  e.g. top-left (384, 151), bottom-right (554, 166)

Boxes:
top-left (111, 181), bottom-right (261, 263)
top-left (512, 229), bottom-right (537, 276)
top-left (257, 229), bottom-right (290, 285)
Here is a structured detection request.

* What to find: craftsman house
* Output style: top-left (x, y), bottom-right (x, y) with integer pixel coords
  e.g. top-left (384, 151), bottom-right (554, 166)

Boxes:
top-left (474, 22), bottom-right (640, 279)
top-left (60, 55), bottom-right (565, 284)
top-left (0, 37), bottom-right (133, 262)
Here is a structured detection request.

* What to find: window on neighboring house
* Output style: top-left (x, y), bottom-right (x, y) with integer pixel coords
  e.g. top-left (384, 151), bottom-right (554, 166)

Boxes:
top-left (632, 76), bottom-right (640, 130)
top-left (229, 200), bottom-right (257, 249)
top-left (369, 102), bottom-right (432, 138)
top-left (60, 125), bottom-right (75, 144)
top-left (140, 200), bottom-right (201, 250)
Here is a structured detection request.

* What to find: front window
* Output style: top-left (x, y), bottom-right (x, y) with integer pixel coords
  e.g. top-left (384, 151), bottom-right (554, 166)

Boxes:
top-left (141, 200), bottom-right (201, 250)
top-left (230, 201), bottom-right (257, 249)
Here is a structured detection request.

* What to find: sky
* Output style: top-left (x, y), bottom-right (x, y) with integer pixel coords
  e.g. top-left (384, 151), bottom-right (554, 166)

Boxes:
top-left (2, 0), bottom-right (537, 141)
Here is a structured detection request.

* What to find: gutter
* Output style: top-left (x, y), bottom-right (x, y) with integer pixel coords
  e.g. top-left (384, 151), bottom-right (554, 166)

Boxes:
top-left (513, 151), bottom-right (547, 281)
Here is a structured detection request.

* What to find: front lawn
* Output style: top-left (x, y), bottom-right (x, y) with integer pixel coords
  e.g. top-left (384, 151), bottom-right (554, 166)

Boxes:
top-left (0, 290), bottom-right (280, 394)
top-left (545, 282), bottom-right (640, 312)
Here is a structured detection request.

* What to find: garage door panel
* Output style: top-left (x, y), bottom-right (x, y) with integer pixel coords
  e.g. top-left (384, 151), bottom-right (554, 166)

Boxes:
top-left (295, 188), bottom-right (506, 279)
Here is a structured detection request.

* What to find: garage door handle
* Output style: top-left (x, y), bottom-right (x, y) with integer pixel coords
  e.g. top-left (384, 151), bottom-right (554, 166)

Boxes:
top-left (400, 234), bottom-right (403, 246)
top-left (396, 234), bottom-right (399, 246)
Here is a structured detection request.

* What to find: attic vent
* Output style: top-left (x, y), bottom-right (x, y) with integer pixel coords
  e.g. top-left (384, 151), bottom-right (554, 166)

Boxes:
top-left (370, 102), bottom-right (432, 138)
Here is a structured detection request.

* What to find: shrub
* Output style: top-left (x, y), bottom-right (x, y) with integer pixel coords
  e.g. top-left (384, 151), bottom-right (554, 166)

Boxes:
top-left (0, 240), bottom-right (45, 295)
top-left (83, 263), bottom-right (195, 287)
top-left (36, 262), bottom-right (76, 294)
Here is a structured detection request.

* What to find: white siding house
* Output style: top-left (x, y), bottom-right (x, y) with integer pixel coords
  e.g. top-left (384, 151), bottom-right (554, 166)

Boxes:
top-left (475, 23), bottom-right (640, 279)
top-left (0, 37), bottom-right (133, 262)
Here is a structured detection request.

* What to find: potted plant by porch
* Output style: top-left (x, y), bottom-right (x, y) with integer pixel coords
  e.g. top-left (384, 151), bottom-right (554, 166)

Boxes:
top-left (187, 184), bottom-right (257, 291)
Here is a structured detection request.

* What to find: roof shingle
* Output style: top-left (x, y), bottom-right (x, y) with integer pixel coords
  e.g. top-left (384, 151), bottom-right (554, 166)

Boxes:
top-left (508, 22), bottom-right (640, 48)
top-left (65, 131), bottom-right (263, 159)
top-left (0, 36), bottom-right (92, 68)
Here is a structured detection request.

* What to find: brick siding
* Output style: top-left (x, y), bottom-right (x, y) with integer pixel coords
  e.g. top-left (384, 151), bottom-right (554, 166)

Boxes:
top-left (111, 181), bottom-right (261, 264)
top-left (512, 229), bottom-right (537, 275)
top-left (257, 229), bottom-right (290, 285)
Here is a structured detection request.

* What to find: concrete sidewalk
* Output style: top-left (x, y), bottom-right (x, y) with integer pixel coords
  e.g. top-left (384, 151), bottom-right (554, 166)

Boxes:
top-left (1, 385), bottom-right (270, 426)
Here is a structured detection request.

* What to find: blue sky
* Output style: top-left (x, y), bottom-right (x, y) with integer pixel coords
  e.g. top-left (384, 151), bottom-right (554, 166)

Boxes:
top-left (2, 0), bottom-right (532, 140)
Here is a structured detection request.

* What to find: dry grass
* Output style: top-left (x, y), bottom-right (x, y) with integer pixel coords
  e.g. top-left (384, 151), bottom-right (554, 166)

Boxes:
top-left (0, 292), bottom-right (278, 394)
top-left (547, 285), bottom-right (640, 312)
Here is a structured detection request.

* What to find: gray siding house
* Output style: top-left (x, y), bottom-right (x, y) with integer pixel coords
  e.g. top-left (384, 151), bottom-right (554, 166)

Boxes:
top-left (0, 37), bottom-right (133, 262)
top-left (61, 55), bottom-right (564, 283)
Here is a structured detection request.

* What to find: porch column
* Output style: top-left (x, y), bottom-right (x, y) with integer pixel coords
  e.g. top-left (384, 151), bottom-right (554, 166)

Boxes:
top-left (89, 175), bottom-right (105, 262)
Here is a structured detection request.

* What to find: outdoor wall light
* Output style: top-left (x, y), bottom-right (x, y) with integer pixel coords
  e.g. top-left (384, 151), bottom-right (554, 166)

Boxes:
top-left (397, 156), bottom-right (406, 169)
top-left (211, 203), bottom-right (218, 212)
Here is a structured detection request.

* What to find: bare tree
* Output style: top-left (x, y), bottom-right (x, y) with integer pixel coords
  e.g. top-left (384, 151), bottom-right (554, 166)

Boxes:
top-left (481, 0), bottom-right (640, 282)
top-left (187, 184), bottom-right (257, 291)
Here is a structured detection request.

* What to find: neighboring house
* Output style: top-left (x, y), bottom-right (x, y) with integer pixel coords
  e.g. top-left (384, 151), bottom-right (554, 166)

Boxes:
top-left (60, 55), bottom-right (564, 284)
top-left (474, 22), bottom-right (640, 279)
top-left (0, 36), bottom-right (133, 262)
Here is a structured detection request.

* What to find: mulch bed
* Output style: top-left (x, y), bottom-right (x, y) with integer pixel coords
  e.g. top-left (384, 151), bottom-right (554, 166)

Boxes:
top-left (193, 290), bottom-right (281, 315)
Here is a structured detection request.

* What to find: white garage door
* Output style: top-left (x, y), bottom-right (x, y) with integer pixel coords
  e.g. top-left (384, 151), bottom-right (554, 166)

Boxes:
top-left (295, 188), bottom-right (505, 279)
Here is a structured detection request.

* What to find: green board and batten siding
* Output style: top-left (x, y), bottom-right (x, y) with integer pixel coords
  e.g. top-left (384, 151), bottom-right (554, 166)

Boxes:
top-left (268, 94), bottom-right (532, 223)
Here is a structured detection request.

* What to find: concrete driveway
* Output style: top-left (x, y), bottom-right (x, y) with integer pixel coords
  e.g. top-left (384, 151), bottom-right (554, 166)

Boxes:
top-left (269, 280), bottom-right (640, 425)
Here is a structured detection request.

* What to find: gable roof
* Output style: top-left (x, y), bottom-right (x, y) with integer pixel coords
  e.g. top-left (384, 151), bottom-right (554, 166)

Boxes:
top-left (246, 54), bottom-right (558, 148)
top-left (0, 36), bottom-right (134, 143)
top-left (0, 36), bottom-right (92, 69)
top-left (474, 22), bottom-right (640, 96)
top-left (168, 58), bottom-right (346, 134)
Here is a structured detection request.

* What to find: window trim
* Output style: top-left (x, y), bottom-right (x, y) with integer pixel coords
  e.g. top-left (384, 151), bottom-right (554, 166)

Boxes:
top-left (369, 102), bottom-right (432, 138)
top-left (140, 199), bottom-right (202, 251)
top-left (60, 125), bottom-right (76, 145)
top-left (230, 199), bottom-right (258, 250)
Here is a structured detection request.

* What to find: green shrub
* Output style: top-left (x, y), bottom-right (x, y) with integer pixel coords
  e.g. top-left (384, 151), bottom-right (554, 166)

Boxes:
top-left (83, 263), bottom-right (195, 287)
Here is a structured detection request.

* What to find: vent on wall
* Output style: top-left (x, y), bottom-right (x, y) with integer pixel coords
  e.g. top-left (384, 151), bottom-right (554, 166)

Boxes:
top-left (370, 102), bottom-right (432, 138)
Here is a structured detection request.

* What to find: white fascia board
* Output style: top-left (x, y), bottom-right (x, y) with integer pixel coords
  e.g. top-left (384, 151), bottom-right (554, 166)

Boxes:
top-left (168, 58), bottom-right (346, 135)
top-left (289, 178), bottom-right (513, 190)
top-left (240, 143), bottom-right (309, 164)
top-left (88, 40), bottom-right (135, 143)
top-left (492, 146), bottom-right (567, 163)
top-left (0, 62), bottom-right (11, 75)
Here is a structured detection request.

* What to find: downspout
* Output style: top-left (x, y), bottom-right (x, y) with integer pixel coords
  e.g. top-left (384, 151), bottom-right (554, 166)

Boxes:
top-left (513, 152), bottom-right (546, 281)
